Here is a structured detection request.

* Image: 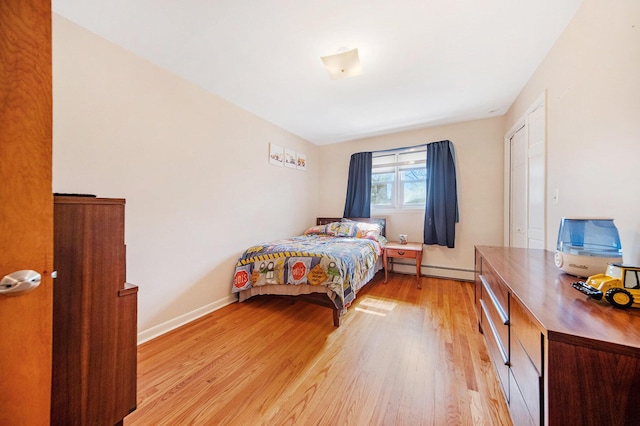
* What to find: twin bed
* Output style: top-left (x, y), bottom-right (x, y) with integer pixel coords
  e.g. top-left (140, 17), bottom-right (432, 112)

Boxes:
top-left (232, 217), bottom-right (387, 326)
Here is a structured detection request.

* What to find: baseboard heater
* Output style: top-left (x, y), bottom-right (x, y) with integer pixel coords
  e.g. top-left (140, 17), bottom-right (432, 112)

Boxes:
top-left (392, 261), bottom-right (474, 282)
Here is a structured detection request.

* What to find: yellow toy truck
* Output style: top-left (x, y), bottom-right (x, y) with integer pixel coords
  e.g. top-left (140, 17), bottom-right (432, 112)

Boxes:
top-left (572, 263), bottom-right (640, 309)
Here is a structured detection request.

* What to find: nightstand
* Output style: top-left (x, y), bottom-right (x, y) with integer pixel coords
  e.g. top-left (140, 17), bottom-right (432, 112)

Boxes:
top-left (384, 242), bottom-right (423, 288)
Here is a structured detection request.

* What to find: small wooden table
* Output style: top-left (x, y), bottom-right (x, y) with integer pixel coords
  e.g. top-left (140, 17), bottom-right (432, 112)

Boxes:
top-left (383, 242), bottom-right (423, 288)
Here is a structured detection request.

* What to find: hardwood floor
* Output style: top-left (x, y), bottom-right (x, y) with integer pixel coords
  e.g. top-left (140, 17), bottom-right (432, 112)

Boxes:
top-left (125, 273), bottom-right (512, 425)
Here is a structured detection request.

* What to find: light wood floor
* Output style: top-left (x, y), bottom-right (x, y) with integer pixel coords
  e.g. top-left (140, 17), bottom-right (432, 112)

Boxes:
top-left (125, 273), bottom-right (512, 425)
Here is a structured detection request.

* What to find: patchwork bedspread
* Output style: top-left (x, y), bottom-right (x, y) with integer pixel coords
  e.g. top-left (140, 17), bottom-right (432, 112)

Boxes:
top-left (232, 235), bottom-right (382, 311)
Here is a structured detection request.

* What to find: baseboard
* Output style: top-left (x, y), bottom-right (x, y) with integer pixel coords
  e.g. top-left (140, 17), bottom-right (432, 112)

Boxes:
top-left (392, 261), bottom-right (475, 281)
top-left (137, 294), bottom-right (237, 345)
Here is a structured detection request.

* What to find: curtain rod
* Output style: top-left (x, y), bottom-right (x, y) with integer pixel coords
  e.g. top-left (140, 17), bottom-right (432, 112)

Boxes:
top-left (371, 139), bottom-right (452, 155)
top-left (372, 142), bottom-right (427, 155)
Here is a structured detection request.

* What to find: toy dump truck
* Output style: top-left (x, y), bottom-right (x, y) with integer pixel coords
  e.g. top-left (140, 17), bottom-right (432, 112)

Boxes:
top-left (572, 263), bottom-right (640, 309)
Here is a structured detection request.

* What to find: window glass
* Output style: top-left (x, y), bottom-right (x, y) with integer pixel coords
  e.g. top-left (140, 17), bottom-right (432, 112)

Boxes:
top-left (371, 147), bottom-right (426, 211)
top-left (372, 171), bottom-right (395, 206)
top-left (400, 167), bottom-right (427, 205)
top-left (624, 270), bottom-right (640, 289)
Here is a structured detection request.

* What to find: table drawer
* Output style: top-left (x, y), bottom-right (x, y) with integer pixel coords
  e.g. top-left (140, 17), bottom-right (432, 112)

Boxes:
top-left (386, 248), bottom-right (418, 259)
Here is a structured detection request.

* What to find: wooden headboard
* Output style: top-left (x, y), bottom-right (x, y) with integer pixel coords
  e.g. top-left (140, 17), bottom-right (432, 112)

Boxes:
top-left (316, 217), bottom-right (386, 237)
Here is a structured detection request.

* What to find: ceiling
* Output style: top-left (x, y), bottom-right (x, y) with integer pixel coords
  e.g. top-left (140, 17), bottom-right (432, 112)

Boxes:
top-left (51, 0), bottom-right (584, 145)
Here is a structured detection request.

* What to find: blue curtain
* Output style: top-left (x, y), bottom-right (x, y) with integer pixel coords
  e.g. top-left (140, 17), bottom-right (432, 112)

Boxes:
top-left (423, 140), bottom-right (458, 248)
top-left (343, 152), bottom-right (372, 218)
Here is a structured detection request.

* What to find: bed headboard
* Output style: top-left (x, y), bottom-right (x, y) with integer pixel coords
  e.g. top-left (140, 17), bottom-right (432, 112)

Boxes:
top-left (316, 217), bottom-right (387, 237)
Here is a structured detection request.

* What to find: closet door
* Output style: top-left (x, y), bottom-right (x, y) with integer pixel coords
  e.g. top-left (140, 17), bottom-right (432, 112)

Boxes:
top-left (510, 125), bottom-right (528, 248)
top-left (527, 105), bottom-right (546, 249)
top-left (507, 96), bottom-right (546, 250)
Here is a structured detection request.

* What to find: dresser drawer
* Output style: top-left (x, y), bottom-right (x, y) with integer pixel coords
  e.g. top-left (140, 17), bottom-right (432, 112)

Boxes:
top-left (509, 370), bottom-right (538, 426)
top-left (480, 306), bottom-right (510, 399)
top-left (480, 267), bottom-right (509, 317)
top-left (474, 250), bottom-right (483, 319)
top-left (511, 335), bottom-right (542, 425)
top-left (386, 248), bottom-right (418, 259)
top-left (511, 296), bottom-right (543, 374)
top-left (480, 289), bottom-right (509, 359)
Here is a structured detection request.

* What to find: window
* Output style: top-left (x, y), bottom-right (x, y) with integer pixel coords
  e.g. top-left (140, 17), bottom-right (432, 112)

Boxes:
top-left (371, 147), bottom-right (426, 211)
top-left (624, 269), bottom-right (640, 289)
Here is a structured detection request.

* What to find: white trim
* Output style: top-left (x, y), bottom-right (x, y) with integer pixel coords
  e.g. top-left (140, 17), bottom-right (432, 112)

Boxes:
top-left (371, 206), bottom-right (425, 214)
top-left (137, 294), bottom-right (237, 345)
top-left (503, 91), bottom-right (546, 248)
top-left (372, 146), bottom-right (426, 212)
top-left (503, 134), bottom-right (512, 246)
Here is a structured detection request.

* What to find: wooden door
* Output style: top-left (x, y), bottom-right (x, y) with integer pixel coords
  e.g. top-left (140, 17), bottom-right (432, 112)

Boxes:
top-left (0, 1), bottom-right (53, 425)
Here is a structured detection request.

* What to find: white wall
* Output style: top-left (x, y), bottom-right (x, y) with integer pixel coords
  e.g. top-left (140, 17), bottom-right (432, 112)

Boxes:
top-left (52, 15), bottom-right (319, 340)
top-left (53, 0), bottom-right (640, 340)
top-left (318, 117), bottom-right (506, 280)
top-left (506, 0), bottom-right (640, 264)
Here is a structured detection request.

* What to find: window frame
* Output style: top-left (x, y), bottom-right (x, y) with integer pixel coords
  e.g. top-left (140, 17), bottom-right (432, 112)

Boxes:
top-left (371, 146), bottom-right (427, 213)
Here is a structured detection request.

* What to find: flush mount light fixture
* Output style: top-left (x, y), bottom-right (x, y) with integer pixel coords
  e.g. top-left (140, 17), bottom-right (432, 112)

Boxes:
top-left (320, 48), bottom-right (363, 80)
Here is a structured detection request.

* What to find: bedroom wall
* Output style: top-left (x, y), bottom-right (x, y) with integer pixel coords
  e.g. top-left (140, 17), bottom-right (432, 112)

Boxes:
top-left (52, 15), bottom-right (320, 341)
top-left (318, 117), bottom-right (506, 280)
top-left (505, 0), bottom-right (640, 264)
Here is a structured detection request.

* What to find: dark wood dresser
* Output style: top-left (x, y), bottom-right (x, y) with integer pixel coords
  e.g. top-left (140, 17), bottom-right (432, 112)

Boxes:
top-left (52, 196), bottom-right (138, 425)
top-left (475, 246), bottom-right (640, 426)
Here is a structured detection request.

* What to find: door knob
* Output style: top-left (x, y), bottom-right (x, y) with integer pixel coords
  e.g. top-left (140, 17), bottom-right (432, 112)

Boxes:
top-left (0, 270), bottom-right (41, 296)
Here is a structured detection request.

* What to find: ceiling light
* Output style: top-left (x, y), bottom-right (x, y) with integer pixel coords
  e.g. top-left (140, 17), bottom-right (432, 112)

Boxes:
top-left (320, 48), bottom-right (363, 80)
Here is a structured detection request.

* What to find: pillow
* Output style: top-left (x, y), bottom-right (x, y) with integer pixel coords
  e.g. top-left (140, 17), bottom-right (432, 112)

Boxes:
top-left (324, 222), bottom-right (341, 236)
top-left (336, 221), bottom-right (357, 237)
top-left (375, 235), bottom-right (389, 246)
top-left (342, 219), bottom-right (383, 241)
top-left (303, 224), bottom-right (327, 235)
top-left (325, 221), bottom-right (357, 237)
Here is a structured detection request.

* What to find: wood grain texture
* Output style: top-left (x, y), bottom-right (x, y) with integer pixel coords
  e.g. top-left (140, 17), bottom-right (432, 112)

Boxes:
top-left (125, 274), bottom-right (511, 425)
top-left (476, 246), bottom-right (640, 425)
top-left (548, 340), bottom-right (640, 425)
top-left (316, 217), bottom-right (387, 237)
top-left (384, 242), bottom-right (423, 288)
top-left (0, 0), bottom-right (53, 424)
top-left (52, 197), bottom-right (137, 425)
top-left (476, 246), bottom-right (640, 352)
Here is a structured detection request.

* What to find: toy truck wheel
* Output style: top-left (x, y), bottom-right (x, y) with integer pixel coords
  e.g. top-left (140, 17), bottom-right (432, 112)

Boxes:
top-left (605, 288), bottom-right (633, 309)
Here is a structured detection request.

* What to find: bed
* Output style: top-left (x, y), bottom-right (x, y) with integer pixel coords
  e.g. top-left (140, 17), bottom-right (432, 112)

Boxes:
top-left (232, 217), bottom-right (387, 326)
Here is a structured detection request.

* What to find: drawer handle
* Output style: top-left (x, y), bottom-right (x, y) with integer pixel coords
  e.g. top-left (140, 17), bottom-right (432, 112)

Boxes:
top-left (480, 275), bottom-right (509, 325)
top-left (480, 299), bottom-right (510, 366)
top-left (397, 251), bottom-right (405, 255)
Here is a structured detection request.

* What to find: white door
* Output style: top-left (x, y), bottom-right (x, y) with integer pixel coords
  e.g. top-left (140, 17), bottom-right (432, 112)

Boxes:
top-left (527, 105), bottom-right (546, 249)
top-left (510, 125), bottom-right (528, 248)
top-left (506, 96), bottom-right (546, 250)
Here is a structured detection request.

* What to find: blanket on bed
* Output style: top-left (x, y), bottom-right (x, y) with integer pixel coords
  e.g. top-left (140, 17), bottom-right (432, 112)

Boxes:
top-left (232, 235), bottom-right (382, 311)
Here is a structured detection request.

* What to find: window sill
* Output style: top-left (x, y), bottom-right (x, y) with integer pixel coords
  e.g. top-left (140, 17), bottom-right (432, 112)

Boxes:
top-left (371, 208), bottom-right (424, 215)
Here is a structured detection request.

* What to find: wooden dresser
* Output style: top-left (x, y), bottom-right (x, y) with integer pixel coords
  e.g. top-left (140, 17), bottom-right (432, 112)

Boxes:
top-left (475, 246), bottom-right (640, 426)
top-left (52, 196), bottom-right (138, 425)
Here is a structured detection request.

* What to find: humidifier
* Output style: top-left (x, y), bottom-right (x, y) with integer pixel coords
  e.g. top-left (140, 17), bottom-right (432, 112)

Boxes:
top-left (554, 217), bottom-right (623, 277)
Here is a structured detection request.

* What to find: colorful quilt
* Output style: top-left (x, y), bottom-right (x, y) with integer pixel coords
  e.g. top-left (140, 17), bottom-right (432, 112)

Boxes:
top-left (232, 235), bottom-right (383, 311)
